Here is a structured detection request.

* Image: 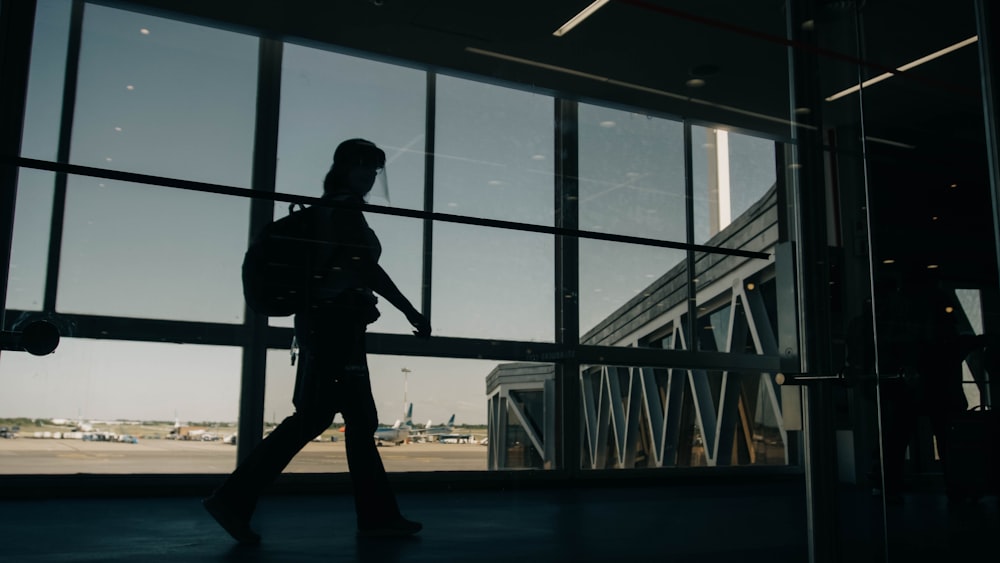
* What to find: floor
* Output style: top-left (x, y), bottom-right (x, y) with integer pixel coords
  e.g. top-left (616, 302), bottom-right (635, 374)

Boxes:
top-left (1, 477), bottom-right (996, 562)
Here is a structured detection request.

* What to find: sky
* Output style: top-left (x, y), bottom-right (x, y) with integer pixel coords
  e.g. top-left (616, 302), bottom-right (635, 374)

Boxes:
top-left (0, 1), bottom-right (778, 425)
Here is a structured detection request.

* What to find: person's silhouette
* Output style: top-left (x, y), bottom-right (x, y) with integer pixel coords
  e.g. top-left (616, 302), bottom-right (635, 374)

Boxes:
top-left (868, 272), bottom-right (979, 501)
top-left (204, 139), bottom-right (430, 544)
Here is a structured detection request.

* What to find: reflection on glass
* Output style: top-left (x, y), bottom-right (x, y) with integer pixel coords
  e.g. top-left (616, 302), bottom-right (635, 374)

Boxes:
top-left (21, 0), bottom-right (72, 162)
top-left (71, 4), bottom-right (258, 186)
top-left (267, 353), bottom-right (494, 473)
top-left (6, 169), bottom-right (55, 311)
top-left (434, 75), bottom-right (553, 226)
top-left (0, 338), bottom-right (241, 474)
top-left (956, 289), bottom-right (988, 408)
top-left (57, 176), bottom-right (249, 323)
top-left (432, 223), bottom-right (553, 341)
top-left (274, 44), bottom-right (426, 331)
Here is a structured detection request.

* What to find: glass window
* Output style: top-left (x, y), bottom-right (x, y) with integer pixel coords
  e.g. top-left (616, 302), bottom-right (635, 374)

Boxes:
top-left (21, 0), bottom-right (72, 162)
top-left (5, 169), bottom-right (55, 311)
top-left (434, 75), bottom-right (554, 226)
top-left (70, 4), bottom-right (258, 186)
top-left (274, 44), bottom-right (427, 333)
top-left (578, 104), bottom-right (687, 339)
top-left (432, 223), bottom-right (553, 342)
top-left (0, 338), bottom-right (241, 474)
top-left (56, 176), bottom-right (249, 323)
top-left (580, 241), bottom-right (686, 342)
top-left (692, 126), bottom-right (776, 246)
top-left (266, 352), bottom-right (493, 473)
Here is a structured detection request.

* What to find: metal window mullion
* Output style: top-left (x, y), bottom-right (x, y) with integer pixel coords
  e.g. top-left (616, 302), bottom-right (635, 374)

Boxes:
top-left (0, 0), bottom-right (38, 332)
top-left (684, 121), bottom-right (697, 350)
top-left (976, 0), bottom-right (1000, 408)
top-left (421, 71), bottom-right (435, 320)
top-left (237, 37), bottom-right (282, 462)
top-left (555, 98), bottom-right (580, 474)
top-left (43, 0), bottom-right (84, 314)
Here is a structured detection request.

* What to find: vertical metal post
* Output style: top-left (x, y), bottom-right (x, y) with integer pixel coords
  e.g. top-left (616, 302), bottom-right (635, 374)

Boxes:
top-left (0, 0), bottom-right (37, 336)
top-left (555, 98), bottom-right (580, 473)
top-left (785, 1), bottom-right (840, 561)
top-left (684, 122), bottom-right (697, 349)
top-left (237, 37), bottom-right (282, 463)
top-left (421, 72), bottom-right (436, 319)
top-left (42, 0), bottom-right (83, 315)
top-left (976, 0), bottom-right (1000, 406)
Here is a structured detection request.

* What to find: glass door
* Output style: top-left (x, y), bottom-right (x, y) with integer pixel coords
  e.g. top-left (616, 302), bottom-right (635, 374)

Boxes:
top-left (813, 0), bottom-right (999, 560)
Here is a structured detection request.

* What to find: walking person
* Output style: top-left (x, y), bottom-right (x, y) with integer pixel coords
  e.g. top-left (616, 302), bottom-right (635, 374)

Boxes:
top-left (204, 138), bottom-right (430, 544)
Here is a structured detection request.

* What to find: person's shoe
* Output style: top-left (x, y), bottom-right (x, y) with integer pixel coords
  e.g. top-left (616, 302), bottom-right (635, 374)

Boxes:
top-left (357, 517), bottom-right (423, 538)
top-left (203, 494), bottom-right (261, 545)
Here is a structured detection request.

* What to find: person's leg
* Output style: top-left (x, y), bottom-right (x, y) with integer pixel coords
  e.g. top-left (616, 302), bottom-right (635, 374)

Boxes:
top-left (880, 385), bottom-right (916, 499)
top-left (341, 374), bottom-right (402, 526)
top-left (337, 321), bottom-right (420, 536)
top-left (206, 347), bottom-right (337, 543)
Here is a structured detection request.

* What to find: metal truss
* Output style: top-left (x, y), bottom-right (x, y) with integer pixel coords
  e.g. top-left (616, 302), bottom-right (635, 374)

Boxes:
top-left (581, 275), bottom-right (787, 469)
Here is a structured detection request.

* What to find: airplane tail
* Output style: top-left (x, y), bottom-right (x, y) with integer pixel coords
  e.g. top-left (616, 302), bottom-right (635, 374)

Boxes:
top-left (403, 402), bottom-right (413, 428)
top-left (446, 414), bottom-right (455, 427)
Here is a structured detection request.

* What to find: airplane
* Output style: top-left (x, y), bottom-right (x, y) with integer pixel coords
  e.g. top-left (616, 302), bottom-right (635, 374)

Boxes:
top-left (409, 414), bottom-right (457, 442)
top-left (353, 402), bottom-right (413, 446)
top-left (373, 419), bottom-right (409, 446)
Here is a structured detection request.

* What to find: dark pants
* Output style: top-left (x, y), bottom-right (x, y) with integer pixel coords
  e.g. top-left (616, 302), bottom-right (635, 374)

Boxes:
top-left (878, 365), bottom-right (966, 496)
top-left (213, 308), bottom-right (400, 527)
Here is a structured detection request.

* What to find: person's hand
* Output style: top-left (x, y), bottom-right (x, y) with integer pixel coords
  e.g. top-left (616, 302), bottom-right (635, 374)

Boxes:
top-left (407, 310), bottom-right (431, 339)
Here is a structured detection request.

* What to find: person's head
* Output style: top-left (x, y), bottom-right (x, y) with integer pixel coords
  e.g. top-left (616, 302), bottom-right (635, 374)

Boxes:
top-left (323, 138), bottom-right (387, 201)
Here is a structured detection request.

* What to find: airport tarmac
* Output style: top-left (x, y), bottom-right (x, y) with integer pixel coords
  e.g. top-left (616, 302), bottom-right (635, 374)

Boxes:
top-left (0, 437), bottom-right (488, 474)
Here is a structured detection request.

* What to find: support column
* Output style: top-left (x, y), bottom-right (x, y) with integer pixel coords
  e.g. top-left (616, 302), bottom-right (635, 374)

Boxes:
top-left (0, 0), bottom-right (37, 338)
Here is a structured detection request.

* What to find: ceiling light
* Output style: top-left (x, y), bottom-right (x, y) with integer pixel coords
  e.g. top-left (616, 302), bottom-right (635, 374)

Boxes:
top-left (882, 259), bottom-right (895, 264)
top-left (114, 126), bottom-right (122, 132)
top-left (686, 78), bottom-right (706, 87)
top-left (140, 28), bottom-right (150, 35)
top-left (126, 85), bottom-right (135, 90)
top-left (864, 136), bottom-right (916, 149)
top-left (599, 120), bottom-right (616, 128)
top-left (553, 0), bottom-right (610, 37)
top-left (945, 306), bottom-right (955, 314)
top-left (950, 183), bottom-right (958, 188)
top-left (826, 36), bottom-right (978, 102)
top-left (531, 154), bottom-right (546, 161)
top-left (927, 264), bottom-right (940, 269)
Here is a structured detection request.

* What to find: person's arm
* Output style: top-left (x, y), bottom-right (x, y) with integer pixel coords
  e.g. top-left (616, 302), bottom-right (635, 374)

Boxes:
top-left (368, 263), bottom-right (431, 338)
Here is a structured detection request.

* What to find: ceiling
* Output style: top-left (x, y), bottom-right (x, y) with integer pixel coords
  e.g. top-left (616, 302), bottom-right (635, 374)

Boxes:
top-left (105, 0), bottom-right (996, 283)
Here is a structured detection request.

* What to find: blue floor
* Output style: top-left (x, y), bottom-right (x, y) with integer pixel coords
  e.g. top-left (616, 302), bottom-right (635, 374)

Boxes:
top-left (3, 477), bottom-right (998, 562)
top-left (1, 481), bottom-right (808, 562)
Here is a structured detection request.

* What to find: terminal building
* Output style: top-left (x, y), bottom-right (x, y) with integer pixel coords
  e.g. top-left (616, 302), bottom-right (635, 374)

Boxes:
top-left (2, 1), bottom-right (999, 561)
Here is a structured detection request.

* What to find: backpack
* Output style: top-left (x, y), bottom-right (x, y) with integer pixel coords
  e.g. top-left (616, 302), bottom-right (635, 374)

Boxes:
top-left (242, 204), bottom-right (329, 316)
